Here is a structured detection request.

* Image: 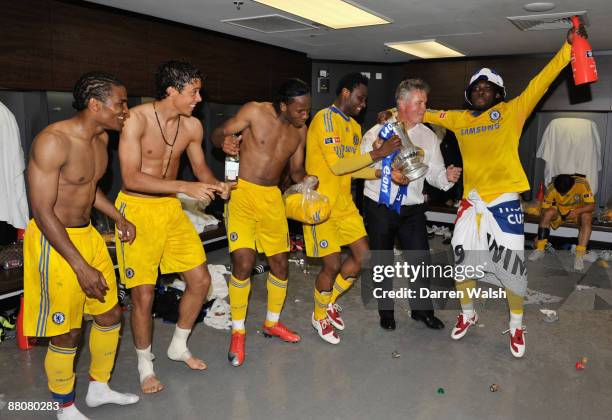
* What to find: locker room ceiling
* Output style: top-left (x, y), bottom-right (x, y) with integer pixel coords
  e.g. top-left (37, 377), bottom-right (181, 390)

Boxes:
top-left (89, 0), bottom-right (612, 62)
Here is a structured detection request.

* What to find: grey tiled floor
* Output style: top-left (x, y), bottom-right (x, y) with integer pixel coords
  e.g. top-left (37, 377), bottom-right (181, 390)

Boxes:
top-left (1, 241), bottom-right (611, 420)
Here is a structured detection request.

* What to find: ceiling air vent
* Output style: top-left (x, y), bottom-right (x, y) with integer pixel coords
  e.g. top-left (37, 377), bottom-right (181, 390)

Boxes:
top-left (507, 11), bottom-right (588, 31)
top-left (222, 14), bottom-right (317, 33)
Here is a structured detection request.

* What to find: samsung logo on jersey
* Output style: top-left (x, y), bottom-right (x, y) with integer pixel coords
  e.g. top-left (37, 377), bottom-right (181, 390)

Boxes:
top-left (334, 144), bottom-right (357, 158)
top-left (460, 123), bottom-right (500, 136)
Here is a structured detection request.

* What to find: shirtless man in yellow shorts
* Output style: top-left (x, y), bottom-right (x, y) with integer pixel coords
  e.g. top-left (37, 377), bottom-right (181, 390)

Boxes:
top-left (211, 78), bottom-right (311, 367)
top-left (24, 72), bottom-right (139, 419)
top-left (117, 61), bottom-right (230, 393)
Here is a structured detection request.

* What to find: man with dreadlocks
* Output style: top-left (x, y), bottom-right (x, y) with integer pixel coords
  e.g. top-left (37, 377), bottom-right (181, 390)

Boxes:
top-left (211, 78), bottom-right (311, 367)
top-left (116, 60), bottom-right (230, 393)
top-left (24, 72), bottom-right (139, 419)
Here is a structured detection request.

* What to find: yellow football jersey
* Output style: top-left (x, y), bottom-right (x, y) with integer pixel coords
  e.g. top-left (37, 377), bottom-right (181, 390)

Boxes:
top-left (542, 176), bottom-right (595, 215)
top-left (306, 105), bottom-right (363, 205)
top-left (424, 43), bottom-right (571, 198)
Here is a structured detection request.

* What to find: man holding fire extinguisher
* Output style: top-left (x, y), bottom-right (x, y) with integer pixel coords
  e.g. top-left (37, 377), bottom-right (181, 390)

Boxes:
top-left (420, 21), bottom-right (591, 358)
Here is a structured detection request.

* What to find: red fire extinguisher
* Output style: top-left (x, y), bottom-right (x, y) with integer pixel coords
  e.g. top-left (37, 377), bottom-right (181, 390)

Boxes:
top-left (570, 15), bottom-right (597, 85)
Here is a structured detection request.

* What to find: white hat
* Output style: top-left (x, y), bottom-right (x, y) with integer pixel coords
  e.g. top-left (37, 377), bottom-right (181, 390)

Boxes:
top-left (465, 68), bottom-right (506, 105)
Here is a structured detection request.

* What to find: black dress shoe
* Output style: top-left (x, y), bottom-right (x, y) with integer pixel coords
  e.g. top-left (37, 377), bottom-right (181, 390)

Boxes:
top-left (411, 311), bottom-right (444, 329)
top-left (379, 310), bottom-right (396, 330)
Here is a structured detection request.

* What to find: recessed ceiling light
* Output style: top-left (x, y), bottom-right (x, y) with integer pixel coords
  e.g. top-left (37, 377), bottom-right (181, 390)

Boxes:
top-left (385, 40), bottom-right (464, 59)
top-left (523, 2), bottom-right (556, 12)
top-left (253, 0), bottom-right (391, 29)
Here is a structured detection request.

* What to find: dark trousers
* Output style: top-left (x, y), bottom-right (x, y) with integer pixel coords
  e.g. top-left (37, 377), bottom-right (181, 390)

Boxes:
top-left (363, 197), bottom-right (434, 313)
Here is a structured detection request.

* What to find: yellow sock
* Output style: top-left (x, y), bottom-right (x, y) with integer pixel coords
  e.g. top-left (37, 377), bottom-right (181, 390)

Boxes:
top-left (265, 273), bottom-right (287, 327)
top-left (506, 289), bottom-right (524, 315)
top-left (576, 245), bottom-right (586, 256)
top-left (314, 288), bottom-right (332, 321)
top-left (506, 288), bottom-right (524, 329)
top-left (330, 274), bottom-right (355, 303)
top-left (536, 239), bottom-right (548, 250)
top-left (46, 344), bottom-right (76, 405)
top-left (229, 275), bottom-right (251, 333)
top-left (456, 279), bottom-right (477, 308)
top-left (89, 321), bottom-right (120, 383)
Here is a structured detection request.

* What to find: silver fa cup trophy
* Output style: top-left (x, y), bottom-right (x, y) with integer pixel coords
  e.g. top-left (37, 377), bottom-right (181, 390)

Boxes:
top-left (390, 121), bottom-right (428, 181)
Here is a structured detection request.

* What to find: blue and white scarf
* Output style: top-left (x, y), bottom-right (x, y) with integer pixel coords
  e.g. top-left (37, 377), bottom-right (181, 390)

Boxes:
top-left (377, 122), bottom-right (407, 214)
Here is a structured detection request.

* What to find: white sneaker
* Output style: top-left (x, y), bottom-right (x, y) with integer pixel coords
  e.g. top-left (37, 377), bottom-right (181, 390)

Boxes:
top-left (583, 250), bottom-right (599, 263)
top-left (326, 302), bottom-right (345, 330)
top-left (503, 326), bottom-right (526, 358)
top-left (528, 249), bottom-right (545, 262)
top-left (450, 312), bottom-right (478, 340)
top-left (574, 255), bottom-right (585, 271)
top-left (311, 313), bottom-right (340, 344)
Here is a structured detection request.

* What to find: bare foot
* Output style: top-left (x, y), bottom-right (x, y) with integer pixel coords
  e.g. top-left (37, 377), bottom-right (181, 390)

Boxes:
top-left (184, 356), bottom-right (207, 370)
top-left (141, 375), bottom-right (164, 394)
top-left (185, 356), bottom-right (208, 370)
top-left (167, 347), bottom-right (207, 370)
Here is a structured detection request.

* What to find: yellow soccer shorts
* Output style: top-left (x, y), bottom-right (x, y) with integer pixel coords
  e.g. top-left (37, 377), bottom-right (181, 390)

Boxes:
top-left (23, 220), bottom-right (118, 338)
top-left (303, 194), bottom-right (367, 258)
top-left (550, 212), bottom-right (571, 230)
top-left (115, 191), bottom-right (206, 288)
top-left (548, 206), bottom-right (579, 229)
top-left (225, 179), bottom-right (290, 256)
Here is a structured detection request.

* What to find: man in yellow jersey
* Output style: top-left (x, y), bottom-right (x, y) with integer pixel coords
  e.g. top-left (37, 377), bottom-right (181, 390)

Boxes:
top-left (25, 72), bottom-right (139, 419)
top-left (529, 174), bottom-right (595, 270)
top-left (421, 26), bottom-right (587, 358)
top-left (117, 61), bottom-right (230, 393)
top-left (305, 72), bottom-right (401, 344)
top-left (211, 79), bottom-right (311, 366)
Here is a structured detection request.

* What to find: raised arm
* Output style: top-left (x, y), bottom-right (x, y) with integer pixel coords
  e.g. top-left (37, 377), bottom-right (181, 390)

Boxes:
top-left (211, 102), bottom-right (258, 154)
top-left (512, 42), bottom-right (571, 122)
top-left (28, 133), bottom-right (108, 301)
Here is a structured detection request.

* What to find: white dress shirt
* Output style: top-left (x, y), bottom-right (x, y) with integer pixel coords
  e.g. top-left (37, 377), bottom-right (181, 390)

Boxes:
top-left (361, 117), bottom-right (453, 206)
